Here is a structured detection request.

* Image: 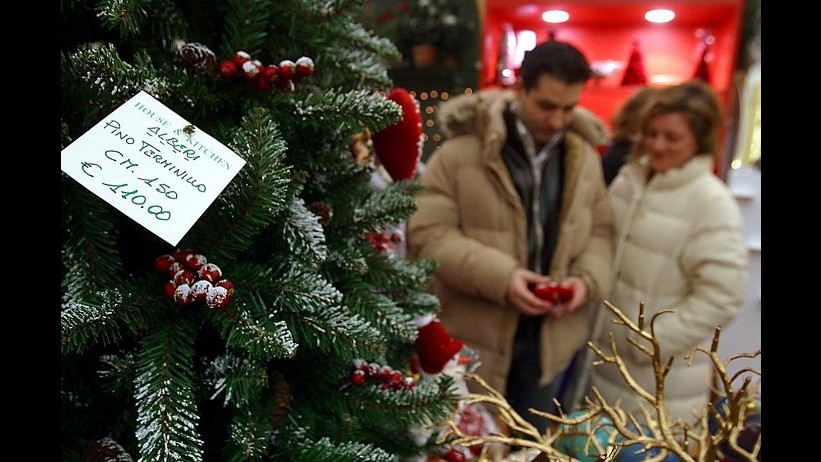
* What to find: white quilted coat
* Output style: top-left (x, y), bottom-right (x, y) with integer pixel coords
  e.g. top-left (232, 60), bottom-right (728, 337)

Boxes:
top-left (590, 155), bottom-right (748, 423)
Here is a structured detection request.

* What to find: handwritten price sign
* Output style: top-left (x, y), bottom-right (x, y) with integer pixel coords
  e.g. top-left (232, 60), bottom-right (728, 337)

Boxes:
top-left (61, 91), bottom-right (246, 246)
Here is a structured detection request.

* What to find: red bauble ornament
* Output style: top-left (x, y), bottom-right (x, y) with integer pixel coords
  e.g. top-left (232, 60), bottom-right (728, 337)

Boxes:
top-left (206, 285), bottom-right (230, 309)
top-left (190, 280), bottom-right (213, 303)
top-left (218, 60), bottom-right (237, 79)
top-left (371, 88), bottom-right (423, 181)
top-left (198, 263), bottom-right (223, 283)
top-left (163, 281), bottom-right (177, 299)
top-left (174, 284), bottom-right (194, 306)
top-left (531, 282), bottom-right (574, 304)
top-left (295, 56), bottom-right (314, 78)
top-left (167, 261), bottom-right (183, 278)
top-left (414, 320), bottom-right (463, 374)
top-left (390, 230), bottom-right (404, 244)
top-left (172, 248), bottom-right (196, 262)
top-left (402, 376), bottom-right (416, 390)
top-left (155, 255), bottom-right (175, 274)
top-left (216, 279), bottom-right (235, 297)
top-left (184, 253), bottom-right (207, 272)
top-left (278, 59), bottom-right (296, 80)
top-left (351, 370), bottom-right (366, 386)
top-left (232, 51), bottom-right (251, 68)
top-left (242, 60), bottom-right (261, 79)
top-left (173, 269), bottom-right (196, 287)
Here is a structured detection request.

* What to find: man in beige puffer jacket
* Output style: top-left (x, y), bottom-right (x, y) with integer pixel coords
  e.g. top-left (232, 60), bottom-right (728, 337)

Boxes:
top-left (408, 40), bottom-right (613, 433)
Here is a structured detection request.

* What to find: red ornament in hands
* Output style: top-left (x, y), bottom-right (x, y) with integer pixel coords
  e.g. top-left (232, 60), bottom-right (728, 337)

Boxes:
top-left (532, 282), bottom-right (574, 304)
top-left (371, 88), bottom-right (422, 181)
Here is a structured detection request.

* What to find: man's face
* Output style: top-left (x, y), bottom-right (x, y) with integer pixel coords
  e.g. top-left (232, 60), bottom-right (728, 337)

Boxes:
top-left (515, 74), bottom-right (585, 147)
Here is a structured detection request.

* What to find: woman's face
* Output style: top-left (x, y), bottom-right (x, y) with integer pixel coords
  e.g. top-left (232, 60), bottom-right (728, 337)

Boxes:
top-left (642, 112), bottom-right (697, 173)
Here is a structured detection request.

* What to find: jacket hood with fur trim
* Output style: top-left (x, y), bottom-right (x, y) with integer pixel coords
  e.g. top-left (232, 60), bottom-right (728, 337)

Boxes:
top-left (436, 88), bottom-right (610, 148)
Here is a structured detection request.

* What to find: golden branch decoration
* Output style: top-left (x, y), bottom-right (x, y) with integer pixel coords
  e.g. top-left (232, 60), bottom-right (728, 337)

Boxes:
top-left (437, 300), bottom-right (760, 462)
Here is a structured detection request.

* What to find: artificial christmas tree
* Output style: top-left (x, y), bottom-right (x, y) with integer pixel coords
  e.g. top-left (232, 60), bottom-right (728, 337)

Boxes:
top-left (620, 40), bottom-right (649, 86)
top-left (61, 1), bottom-right (459, 460)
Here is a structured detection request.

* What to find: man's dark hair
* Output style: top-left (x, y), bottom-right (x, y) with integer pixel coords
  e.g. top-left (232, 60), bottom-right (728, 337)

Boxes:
top-left (520, 40), bottom-right (592, 90)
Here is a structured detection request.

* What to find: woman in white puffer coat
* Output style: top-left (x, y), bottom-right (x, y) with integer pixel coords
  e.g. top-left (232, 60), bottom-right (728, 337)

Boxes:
top-left (589, 82), bottom-right (748, 424)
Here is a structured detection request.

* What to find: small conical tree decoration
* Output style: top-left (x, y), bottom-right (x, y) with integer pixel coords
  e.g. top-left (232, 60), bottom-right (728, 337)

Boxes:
top-left (693, 41), bottom-right (712, 83)
top-left (620, 39), bottom-right (649, 86)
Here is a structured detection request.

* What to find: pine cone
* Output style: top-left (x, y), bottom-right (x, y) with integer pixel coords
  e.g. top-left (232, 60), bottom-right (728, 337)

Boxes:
top-left (176, 42), bottom-right (217, 75)
top-left (270, 372), bottom-right (292, 430)
top-left (307, 201), bottom-right (333, 227)
top-left (81, 437), bottom-right (134, 462)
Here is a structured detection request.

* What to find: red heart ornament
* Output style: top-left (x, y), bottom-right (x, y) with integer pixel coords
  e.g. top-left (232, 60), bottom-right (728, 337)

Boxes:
top-left (371, 88), bottom-right (422, 181)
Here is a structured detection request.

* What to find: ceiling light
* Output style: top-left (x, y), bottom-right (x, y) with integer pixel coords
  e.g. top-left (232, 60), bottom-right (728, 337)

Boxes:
top-left (542, 10), bottom-right (570, 24)
top-left (645, 9), bottom-right (675, 23)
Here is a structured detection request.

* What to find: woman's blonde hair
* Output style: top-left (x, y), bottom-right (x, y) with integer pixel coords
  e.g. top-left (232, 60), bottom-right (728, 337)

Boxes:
top-left (631, 81), bottom-right (723, 162)
top-left (611, 86), bottom-right (658, 144)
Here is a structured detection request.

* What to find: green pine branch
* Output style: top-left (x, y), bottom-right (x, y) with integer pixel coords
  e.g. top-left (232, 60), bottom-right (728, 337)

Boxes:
top-left (280, 198), bottom-right (328, 270)
top-left (349, 180), bottom-right (422, 232)
top-left (226, 404), bottom-right (272, 462)
top-left (206, 296), bottom-right (299, 361)
top-left (245, 263), bottom-right (387, 358)
top-left (364, 252), bottom-right (437, 292)
top-left (342, 281), bottom-right (417, 345)
top-left (343, 23), bottom-right (402, 63)
top-left (275, 420), bottom-right (396, 462)
top-left (282, 303), bottom-right (386, 359)
top-left (343, 374), bottom-right (459, 428)
top-left (219, 0), bottom-right (275, 59)
top-left (63, 45), bottom-right (177, 127)
top-left (99, 351), bottom-right (138, 398)
top-left (321, 47), bottom-right (395, 89)
top-left (61, 283), bottom-right (160, 355)
top-left (95, 0), bottom-right (150, 38)
top-left (291, 88), bottom-right (403, 136)
top-left (143, 0), bottom-right (190, 51)
top-left (204, 353), bottom-right (269, 407)
top-left (134, 316), bottom-right (204, 461)
top-left (395, 291), bottom-right (441, 320)
top-left (182, 107), bottom-right (291, 263)
top-left (61, 177), bottom-right (122, 301)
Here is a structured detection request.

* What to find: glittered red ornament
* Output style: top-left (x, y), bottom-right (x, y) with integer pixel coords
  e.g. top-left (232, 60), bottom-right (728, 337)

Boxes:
top-left (190, 280), bottom-right (213, 303)
top-left (174, 284), bottom-right (194, 306)
top-left (232, 51), bottom-right (251, 69)
top-left (172, 248), bottom-right (196, 262)
top-left (167, 261), bottom-right (183, 278)
top-left (173, 269), bottom-right (196, 286)
top-left (198, 263), bottom-right (222, 283)
top-left (242, 60), bottom-right (261, 79)
top-left (184, 253), bottom-right (207, 272)
top-left (206, 285), bottom-right (230, 309)
top-left (216, 279), bottom-right (235, 297)
top-left (371, 88), bottom-right (423, 181)
top-left (155, 255), bottom-right (175, 274)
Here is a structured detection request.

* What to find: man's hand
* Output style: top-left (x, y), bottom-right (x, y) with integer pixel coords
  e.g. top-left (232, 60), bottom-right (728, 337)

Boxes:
top-left (550, 275), bottom-right (588, 318)
top-left (505, 268), bottom-right (555, 316)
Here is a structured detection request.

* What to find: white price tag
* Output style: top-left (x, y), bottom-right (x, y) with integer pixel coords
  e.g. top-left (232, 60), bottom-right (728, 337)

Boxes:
top-left (61, 91), bottom-right (246, 246)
